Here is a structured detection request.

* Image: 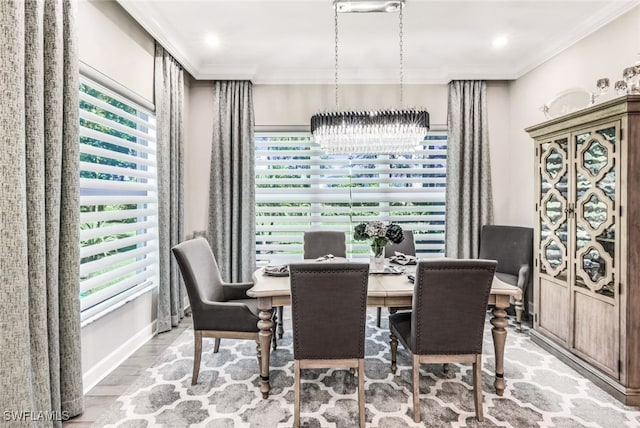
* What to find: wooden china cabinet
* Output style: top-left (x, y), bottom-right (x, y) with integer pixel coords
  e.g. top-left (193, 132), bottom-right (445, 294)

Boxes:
top-left (525, 95), bottom-right (640, 406)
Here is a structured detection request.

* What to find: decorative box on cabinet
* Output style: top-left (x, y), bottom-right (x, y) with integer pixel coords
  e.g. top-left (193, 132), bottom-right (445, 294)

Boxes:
top-left (525, 95), bottom-right (640, 406)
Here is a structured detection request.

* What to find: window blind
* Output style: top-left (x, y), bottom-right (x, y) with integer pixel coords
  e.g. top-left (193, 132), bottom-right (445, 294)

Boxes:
top-left (79, 75), bottom-right (159, 321)
top-left (255, 130), bottom-right (447, 264)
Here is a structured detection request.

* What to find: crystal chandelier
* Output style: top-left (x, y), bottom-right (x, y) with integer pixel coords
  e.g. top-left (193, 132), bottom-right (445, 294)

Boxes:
top-left (311, 0), bottom-right (429, 155)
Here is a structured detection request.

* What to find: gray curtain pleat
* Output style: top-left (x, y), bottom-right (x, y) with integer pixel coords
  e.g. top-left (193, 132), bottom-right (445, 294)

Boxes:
top-left (0, 0), bottom-right (84, 425)
top-left (208, 81), bottom-right (255, 282)
top-left (445, 80), bottom-right (493, 258)
top-left (155, 43), bottom-right (185, 333)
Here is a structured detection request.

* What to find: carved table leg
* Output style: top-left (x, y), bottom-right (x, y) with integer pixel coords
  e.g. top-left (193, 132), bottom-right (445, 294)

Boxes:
top-left (257, 297), bottom-right (274, 399)
top-left (277, 306), bottom-right (284, 338)
top-left (514, 296), bottom-right (524, 333)
top-left (490, 297), bottom-right (509, 396)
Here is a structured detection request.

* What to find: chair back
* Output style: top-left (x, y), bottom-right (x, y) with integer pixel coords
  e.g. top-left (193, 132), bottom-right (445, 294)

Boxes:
top-left (384, 230), bottom-right (416, 257)
top-left (479, 225), bottom-right (533, 278)
top-left (171, 238), bottom-right (225, 310)
top-left (411, 259), bottom-right (497, 355)
top-left (303, 231), bottom-right (347, 258)
top-left (289, 262), bottom-right (369, 360)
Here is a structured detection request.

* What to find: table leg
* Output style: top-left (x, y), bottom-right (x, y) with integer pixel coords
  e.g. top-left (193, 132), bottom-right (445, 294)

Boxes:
top-left (514, 296), bottom-right (524, 333)
top-left (490, 297), bottom-right (509, 396)
top-left (257, 297), bottom-right (273, 399)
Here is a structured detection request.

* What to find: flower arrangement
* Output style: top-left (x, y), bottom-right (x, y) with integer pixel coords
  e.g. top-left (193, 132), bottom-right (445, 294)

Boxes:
top-left (353, 221), bottom-right (404, 257)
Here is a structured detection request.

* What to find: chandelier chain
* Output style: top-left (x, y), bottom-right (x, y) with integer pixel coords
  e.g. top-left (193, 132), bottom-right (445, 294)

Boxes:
top-left (334, 5), bottom-right (339, 110)
top-left (399, 3), bottom-right (404, 108)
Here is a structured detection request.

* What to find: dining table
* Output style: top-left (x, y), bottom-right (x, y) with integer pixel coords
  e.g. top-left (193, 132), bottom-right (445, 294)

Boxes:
top-left (248, 259), bottom-right (523, 399)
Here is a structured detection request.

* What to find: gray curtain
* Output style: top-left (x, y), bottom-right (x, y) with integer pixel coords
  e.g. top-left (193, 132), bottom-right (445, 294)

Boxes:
top-left (0, 0), bottom-right (84, 424)
top-left (155, 43), bottom-right (185, 333)
top-left (445, 80), bottom-right (493, 258)
top-left (208, 81), bottom-right (255, 282)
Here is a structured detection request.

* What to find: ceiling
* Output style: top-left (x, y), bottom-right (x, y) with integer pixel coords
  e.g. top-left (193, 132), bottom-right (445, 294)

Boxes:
top-left (117, 0), bottom-right (639, 84)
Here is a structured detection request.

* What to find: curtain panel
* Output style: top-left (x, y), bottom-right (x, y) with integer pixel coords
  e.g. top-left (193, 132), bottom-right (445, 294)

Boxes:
top-left (208, 81), bottom-right (256, 282)
top-left (0, 0), bottom-right (84, 424)
top-left (155, 43), bottom-right (185, 333)
top-left (445, 80), bottom-right (494, 258)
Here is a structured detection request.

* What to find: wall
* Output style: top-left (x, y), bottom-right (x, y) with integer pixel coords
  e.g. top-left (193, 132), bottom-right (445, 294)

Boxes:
top-left (507, 5), bottom-right (640, 227)
top-left (185, 82), bottom-right (512, 234)
top-left (77, 0), bottom-right (157, 392)
top-left (77, 0), bottom-right (155, 103)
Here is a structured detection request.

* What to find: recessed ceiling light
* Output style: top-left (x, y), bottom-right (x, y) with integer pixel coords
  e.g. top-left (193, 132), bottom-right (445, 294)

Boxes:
top-left (492, 35), bottom-right (508, 49)
top-left (205, 34), bottom-right (220, 47)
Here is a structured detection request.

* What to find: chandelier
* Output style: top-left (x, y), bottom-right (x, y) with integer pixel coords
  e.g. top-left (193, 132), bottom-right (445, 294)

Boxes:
top-left (311, 0), bottom-right (429, 155)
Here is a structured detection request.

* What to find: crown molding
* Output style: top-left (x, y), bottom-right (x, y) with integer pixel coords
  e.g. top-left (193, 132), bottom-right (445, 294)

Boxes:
top-left (117, 0), bottom-right (640, 84)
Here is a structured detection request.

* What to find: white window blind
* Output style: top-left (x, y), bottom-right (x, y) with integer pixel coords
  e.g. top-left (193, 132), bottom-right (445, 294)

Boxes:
top-left (255, 130), bottom-right (447, 264)
top-left (79, 75), bottom-right (159, 321)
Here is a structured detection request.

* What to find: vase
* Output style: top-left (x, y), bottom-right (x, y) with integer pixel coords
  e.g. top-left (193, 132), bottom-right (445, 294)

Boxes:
top-left (370, 243), bottom-right (385, 270)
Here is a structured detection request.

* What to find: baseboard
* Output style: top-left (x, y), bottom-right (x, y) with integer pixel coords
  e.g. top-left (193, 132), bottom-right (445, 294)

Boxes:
top-left (530, 329), bottom-right (640, 406)
top-left (82, 320), bottom-right (157, 394)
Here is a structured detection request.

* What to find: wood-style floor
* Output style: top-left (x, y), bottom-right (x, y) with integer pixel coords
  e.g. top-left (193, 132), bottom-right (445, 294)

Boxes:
top-left (62, 315), bottom-right (193, 427)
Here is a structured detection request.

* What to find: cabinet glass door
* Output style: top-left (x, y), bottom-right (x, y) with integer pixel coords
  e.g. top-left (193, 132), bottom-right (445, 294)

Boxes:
top-left (573, 125), bottom-right (617, 298)
top-left (539, 137), bottom-right (569, 280)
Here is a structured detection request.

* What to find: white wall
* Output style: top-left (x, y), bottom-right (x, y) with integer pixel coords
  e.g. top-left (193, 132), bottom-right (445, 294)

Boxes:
top-left (77, 0), bottom-right (158, 392)
top-left (506, 5), bottom-right (640, 227)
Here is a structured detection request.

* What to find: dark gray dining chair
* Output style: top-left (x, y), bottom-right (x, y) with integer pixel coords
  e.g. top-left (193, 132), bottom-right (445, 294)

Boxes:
top-left (479, 224), bottom-right (533, 328)
top-left (172, 238), bottom-right (260, 385)
top-left (290, 262), bottom-right (369, 428)
top-left (272, 230), bottom-right (348, 344)
top-left (376, 230), bottom-right (415, 327)
top-left (303, 230), bottom-right (347, 258)
top-left (384, 229), bottom-right (415, 257)
top-left (390, 259), bottom-right (497, 423)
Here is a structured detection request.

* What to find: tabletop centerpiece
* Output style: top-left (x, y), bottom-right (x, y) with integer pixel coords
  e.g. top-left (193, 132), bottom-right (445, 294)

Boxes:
top-left (354, 221), bottom-right (404, 269)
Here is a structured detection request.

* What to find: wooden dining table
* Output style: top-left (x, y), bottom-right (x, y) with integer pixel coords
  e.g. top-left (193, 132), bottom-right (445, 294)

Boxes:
top-left (248, 260), bottom-right (523, 399)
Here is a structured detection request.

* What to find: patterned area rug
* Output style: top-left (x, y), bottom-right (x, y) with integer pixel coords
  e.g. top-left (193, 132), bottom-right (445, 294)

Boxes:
top-left (94, 309), bottom-right (640, 427)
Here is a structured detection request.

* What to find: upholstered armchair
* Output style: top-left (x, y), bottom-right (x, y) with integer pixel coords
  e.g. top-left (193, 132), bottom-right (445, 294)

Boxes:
top-left (389, 259), bottom-right (497, 422)
top-left (289, 262), bottom-right (369, 428)
top-left (479, 225), bottom-right (533, 326)
top-left (171, 238), bottom-right (260, 385)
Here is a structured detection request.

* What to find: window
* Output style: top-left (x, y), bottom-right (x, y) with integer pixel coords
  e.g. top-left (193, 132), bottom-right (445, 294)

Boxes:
top-left (79, 76), bottom-right (159, 322)
top-left (255, 130), bottom-right (447, 264)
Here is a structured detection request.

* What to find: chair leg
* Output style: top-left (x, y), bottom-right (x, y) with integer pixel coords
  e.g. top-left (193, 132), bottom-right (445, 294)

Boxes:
top-left (376, 307), bottom-right (382, 328)
top-left (294, 360), bottom-right (301, 428)
top-left (214, 338), bottom-right (221, 353)
top-left (390, 333), bottom-right (398, 374)
top-left (278, 305), bottom-right (284, 338)
top-left (255, 339), bottom-right (261, 368)
top-left (192, 331), bottom-right (202, 385)
top-left (271, 310), bottom-right (278, 350)
top-left (473, 354), bottom-right (484, 422)
top-left (443, 363), bottom-right (450, 373)
top-left (413, 355), bottom-right (420, 423)
top-left (358, 359), bottom-right (365, 428)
